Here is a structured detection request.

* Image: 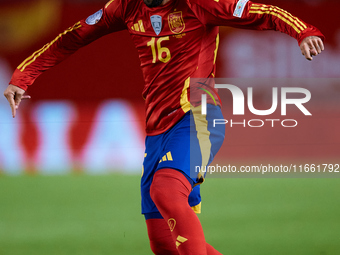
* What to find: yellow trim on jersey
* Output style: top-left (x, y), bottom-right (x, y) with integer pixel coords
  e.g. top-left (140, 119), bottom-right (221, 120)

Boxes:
top-left (18, 22), bottom-right (82, 72)
top-left (251, 4), bottom-right (307, 30)
top-left (249, 5), bottom-right (307, 34)
top-left (249, 9), bottom-right (301, 34)
top-left (213, 33), bottom-right (219, 65)
top-left (131, 21), bottom-right (145, 33)
top-left (176, 235), bottom-right (188, 248)
top-left (159, 151), bottom-right (173, 163)
top-left (250, 5), bottom-right (306, 32)
top-left (166, 152), bottom-right (173, 161)
top-left (142, 153), bottom-right (147, 177)
top-left (180, 77), bottom-right (191, 113)
top-left (17, 44), bottom-right (49, 70)
top-left (191, 105), bottom-right (211, 183)
top-left (134, 23), bottom-right (140, 32)
top-left (191, 202), bottom-right (202, 214)
top-left (105, 0), bottom-right (115, 8)
top-left (272, 5), bottom-right (307, 30)
top-left (138, 20), bottom-right (145, 33)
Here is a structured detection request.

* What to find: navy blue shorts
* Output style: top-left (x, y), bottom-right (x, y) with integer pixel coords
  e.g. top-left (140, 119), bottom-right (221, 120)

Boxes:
top-left (141, 104), bottom-right (225, 219)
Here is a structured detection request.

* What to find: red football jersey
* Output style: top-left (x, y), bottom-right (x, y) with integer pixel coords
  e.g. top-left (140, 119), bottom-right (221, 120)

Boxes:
top-left (10, 0), bottom-right (324, 135)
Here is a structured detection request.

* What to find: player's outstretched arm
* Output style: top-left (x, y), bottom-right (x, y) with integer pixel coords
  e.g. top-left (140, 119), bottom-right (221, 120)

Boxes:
top-left (4, 20), bottom-right (104, 118)
top-left (5, 0), bottom-right (126, 117)
top-left (190, 0), bottom-right (325, 59)
top-left (3, 84), bottom-right (31, 118)
top-left (300, 36), bottom-right (324, 61)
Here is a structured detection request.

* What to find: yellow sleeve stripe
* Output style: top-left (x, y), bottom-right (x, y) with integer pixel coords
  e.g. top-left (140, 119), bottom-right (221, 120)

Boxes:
top-left (18, 22), bottom-right (82, 72)
top-left (250, 4), bottom-right (307, 34)
top-left (17, 44), bottom-right (50, 70)
top-left (249, 9), bottom-right (300, 34)
top-left (251, 4), bottom-right (307, 30)
top-left (250, 4), bottom-right (307, 30)
top-left (272, 6), bottom-right (307, 30)
top-left (250, 5), bottom-right (307, 30)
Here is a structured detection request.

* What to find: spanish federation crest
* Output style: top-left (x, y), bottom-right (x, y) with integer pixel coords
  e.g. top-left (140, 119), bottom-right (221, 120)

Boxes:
top-left (150, 15), bottom-right (162, 35)
top-left (168, 11), bottom-right (185, 34)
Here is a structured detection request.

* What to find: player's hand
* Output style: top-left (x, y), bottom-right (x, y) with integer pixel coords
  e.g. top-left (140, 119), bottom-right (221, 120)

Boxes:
top-left (300, 36), bottom-right (324, 61)
top-left (3, 84), bottom-right (31, 118)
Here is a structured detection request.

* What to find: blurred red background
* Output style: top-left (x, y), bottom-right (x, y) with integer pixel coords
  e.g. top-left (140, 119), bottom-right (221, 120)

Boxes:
top-left (0, 0), bottom-right (339, 173)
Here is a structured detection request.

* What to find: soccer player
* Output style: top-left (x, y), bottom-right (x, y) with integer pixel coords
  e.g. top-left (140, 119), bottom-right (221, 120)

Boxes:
top-left (4, 0), bottom-right (324, 254)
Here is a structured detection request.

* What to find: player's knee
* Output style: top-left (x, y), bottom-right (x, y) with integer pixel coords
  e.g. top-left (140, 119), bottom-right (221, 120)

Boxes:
top-left (149, 238), bottom-right (178, 255)
top-left (146, 219), bottom-right (178, 255)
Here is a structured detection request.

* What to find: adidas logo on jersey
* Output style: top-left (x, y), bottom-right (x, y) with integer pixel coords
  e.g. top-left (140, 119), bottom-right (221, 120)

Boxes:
top-left (176, 235), bottom-right (188, 248)
top-left (159, 151), bottom-right (173, 163)
top-left (131, 20), bottom-right (145, 32)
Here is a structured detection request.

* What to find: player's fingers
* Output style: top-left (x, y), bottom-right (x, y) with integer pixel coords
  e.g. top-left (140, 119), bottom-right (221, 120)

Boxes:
top-left (310, 39), bottom-right (322, 54)
top-left (11, 100), bottom-right (16, 117)
top-left (306, 39), bottom-right (318, 56)
top-left (4, 91), bottom-right (16, 118)
top-left (319, 39), bottom-right (325, 51)
top-left (4, 85), bottom-right (27, 118)
top-left (14, 93), bottom-right (23, 109)
top-left (22, 95), bottom-right (31, 100)
top-left (315, 38), bottom-right (325, 53)
top-left (301, 43), bottom-right (312, 61)
top-left (16, 95), bottom-right (31, 109)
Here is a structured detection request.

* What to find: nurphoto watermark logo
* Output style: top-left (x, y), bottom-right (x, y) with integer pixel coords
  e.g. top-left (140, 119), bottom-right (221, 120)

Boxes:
top-left (189, 78), bottom-right (340, 179)
top-left (199, 83), bottom-right (311, 128)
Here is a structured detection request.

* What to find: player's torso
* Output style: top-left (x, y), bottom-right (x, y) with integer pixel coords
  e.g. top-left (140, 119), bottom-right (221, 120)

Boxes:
top-left (124, 0), bottom-right (206, 86)
top-left (118, 0), bottom-right (219, 135)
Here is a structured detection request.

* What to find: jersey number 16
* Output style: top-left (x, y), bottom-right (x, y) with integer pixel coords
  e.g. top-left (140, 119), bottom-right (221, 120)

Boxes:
top-left (147, 36), bottom-right (172, 64)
